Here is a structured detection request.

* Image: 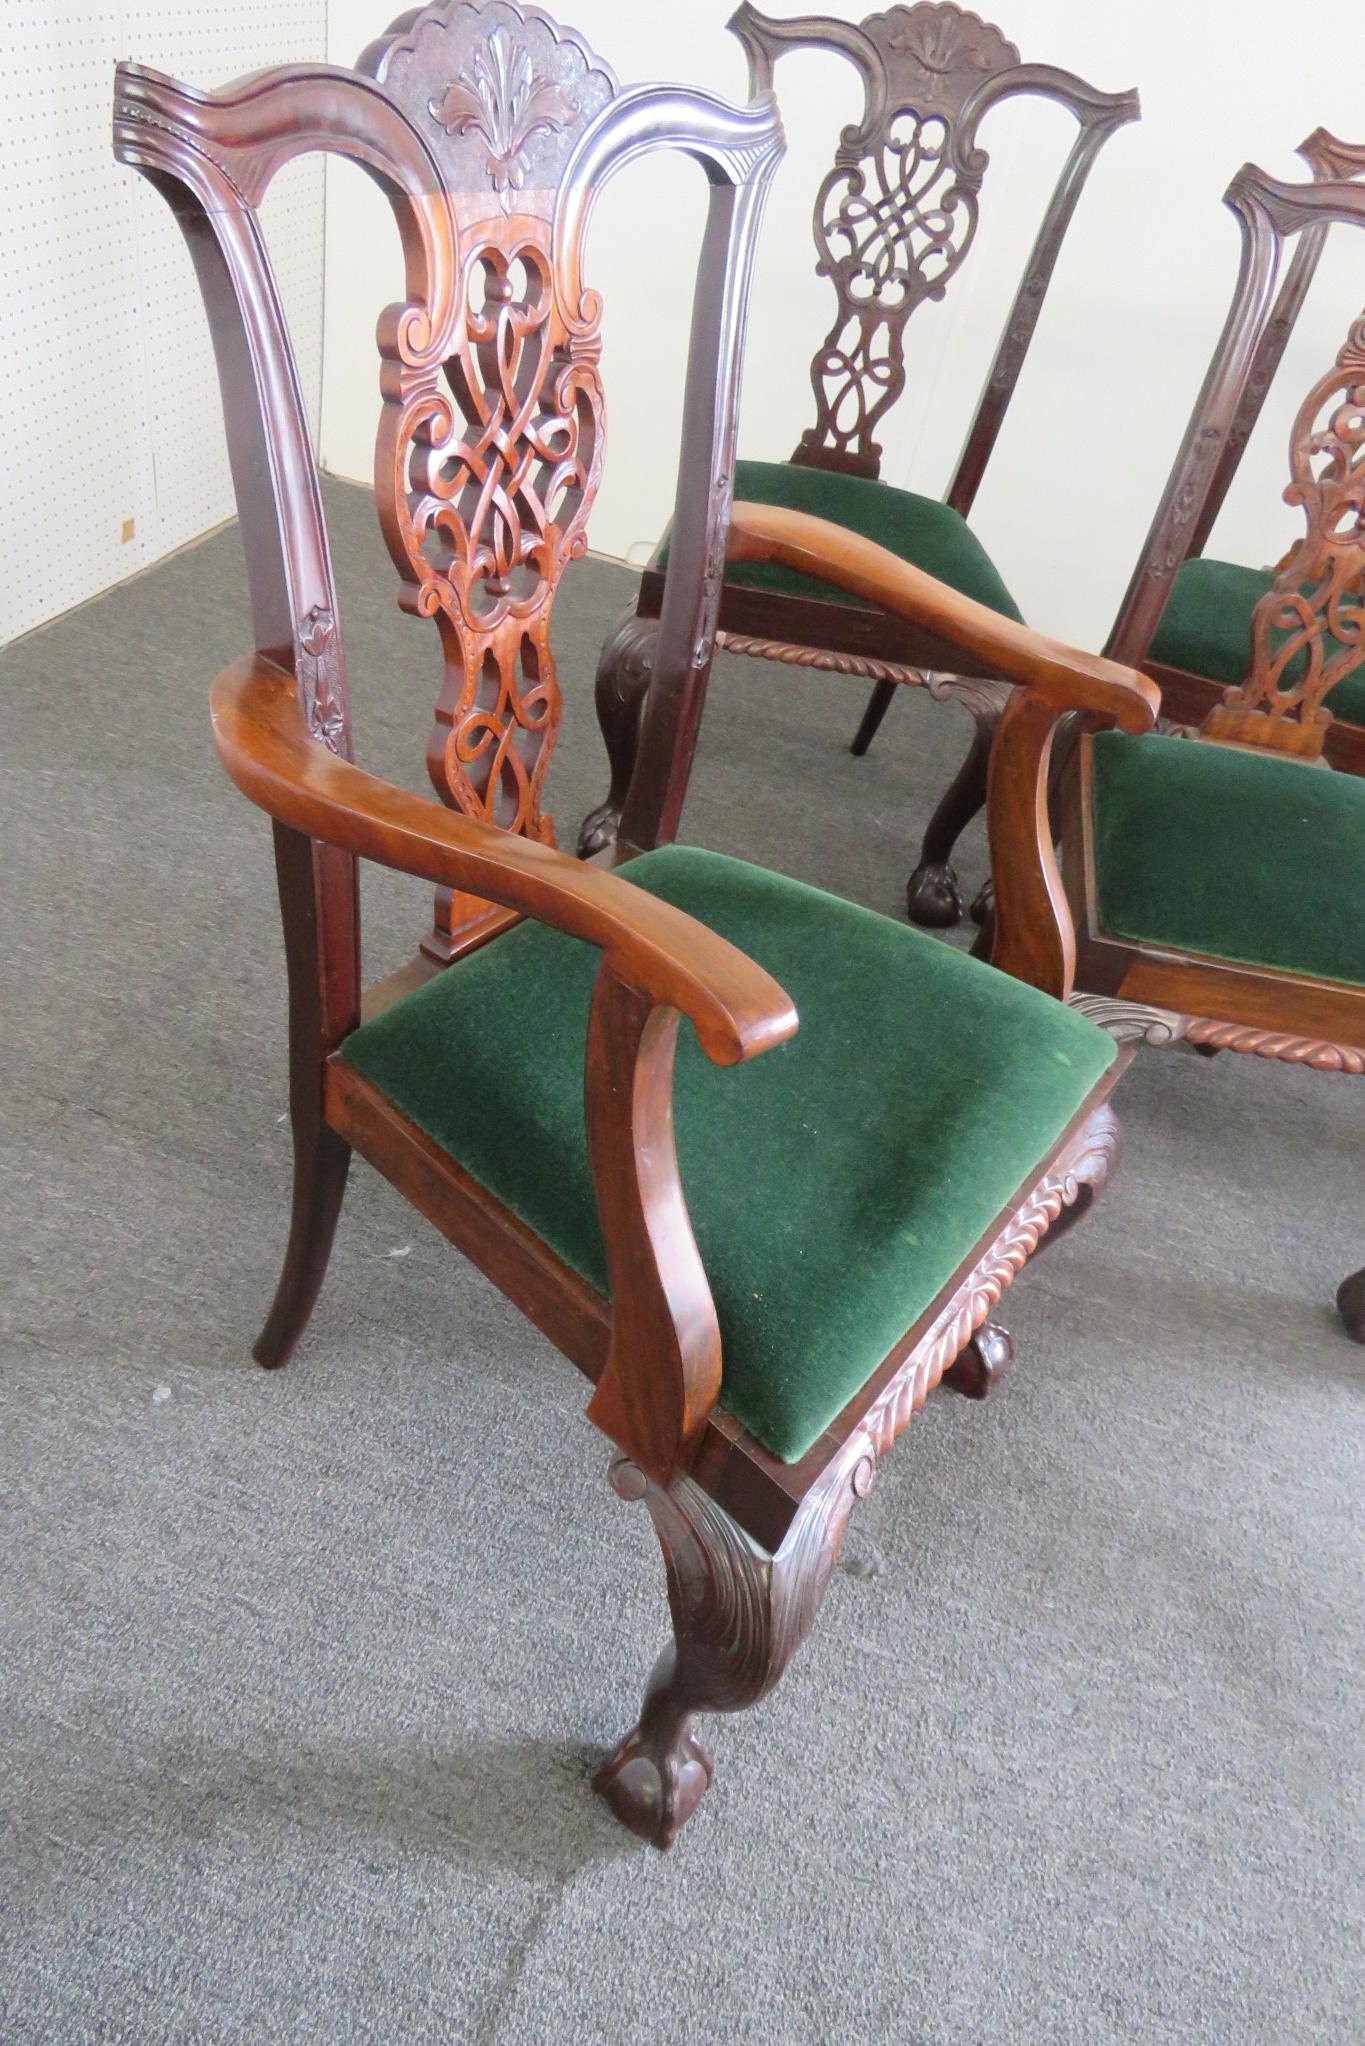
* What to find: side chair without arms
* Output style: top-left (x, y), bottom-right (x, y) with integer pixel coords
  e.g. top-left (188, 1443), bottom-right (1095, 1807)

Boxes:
top-left (575, 0), bottom-right (1138, 933)
top-left (114, 0), bottom-right (1146, 1849)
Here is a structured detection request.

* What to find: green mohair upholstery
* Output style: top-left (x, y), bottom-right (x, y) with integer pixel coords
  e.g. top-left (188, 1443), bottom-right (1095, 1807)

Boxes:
top-left (657, 459), bottom-right (1024, 620)
top-left (1092, 728), bottom-right (1365, 986)
top-left (341, 846), bottom-right (1114, 1463)
top-left (1149, 555), bottom-right (1365, 725)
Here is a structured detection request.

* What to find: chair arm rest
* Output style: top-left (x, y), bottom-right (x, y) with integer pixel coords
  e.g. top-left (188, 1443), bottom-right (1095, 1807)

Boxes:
top-left (728, 502), bottom-right (1160, 730)
top-left (210, 657), bottom-right (797, 1069)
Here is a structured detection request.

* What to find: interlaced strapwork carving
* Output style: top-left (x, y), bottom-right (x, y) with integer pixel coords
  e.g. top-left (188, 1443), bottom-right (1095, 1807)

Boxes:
top-left (356, 1), bottom-right (617, 949)
top-left (393, 236), bottom-right (605, 837)
top-left (1209, 312), bottom-right (1365, 748)
top-left (795, 5), bottom-right (1018, 473)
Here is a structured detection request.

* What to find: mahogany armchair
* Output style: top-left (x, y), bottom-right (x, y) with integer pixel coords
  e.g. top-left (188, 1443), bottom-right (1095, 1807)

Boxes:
top-left (575, 0), bottom-right (1138, 933)
top-left (114, 0), bottom-right (1144, 1848)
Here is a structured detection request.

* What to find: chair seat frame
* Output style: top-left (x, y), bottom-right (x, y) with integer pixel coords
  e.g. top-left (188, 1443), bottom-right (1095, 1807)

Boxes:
top-left (116, 0), bottom-right (1137, 1847)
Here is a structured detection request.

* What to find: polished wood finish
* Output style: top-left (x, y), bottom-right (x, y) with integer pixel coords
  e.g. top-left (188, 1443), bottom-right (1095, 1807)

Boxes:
top-left (577, 2), bottom-right (1138, 907)
top-left (116, 1), bottom-right (1134, 1845)
top-left (727, 501), bottom-right (1159, 995)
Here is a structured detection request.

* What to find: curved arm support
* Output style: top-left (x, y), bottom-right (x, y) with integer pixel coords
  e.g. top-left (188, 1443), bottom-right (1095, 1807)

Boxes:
top-left (728, 503), bottom-right (1158, 724)
top-left (584, 967), bottom-right (723, 1485)
top-left (210, 658), bottom-right (797, 1070)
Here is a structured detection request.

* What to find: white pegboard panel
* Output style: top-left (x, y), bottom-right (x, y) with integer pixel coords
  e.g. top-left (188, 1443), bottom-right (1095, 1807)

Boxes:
top-left (0, 4), bottom-right (327, 647)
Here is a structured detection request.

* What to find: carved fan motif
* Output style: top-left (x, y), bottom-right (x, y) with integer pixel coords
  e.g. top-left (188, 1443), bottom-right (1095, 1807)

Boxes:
top-left (796, 4), bottom-right (1019, 470)
top-left (874, 2), bottom-right (1018, 116)
top-left (428, 23), bottom-right (577, 193)
top-left (363, 0), bottom-right (616, 196)
top-left (1211, 311), bottom-right (1365, 745)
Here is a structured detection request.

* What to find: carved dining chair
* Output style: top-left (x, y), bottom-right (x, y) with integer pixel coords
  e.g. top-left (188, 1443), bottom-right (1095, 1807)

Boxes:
top-left (895, 129), bottom-right (1365, 941)
top-left (114, 0), bottom-right (1144, 1848)
top-left (576, 0), bottom-right (1138, 932)
top-left (1112, 130), bottom-right (1365, 773)
top-left (1004, 157), bottom-right (1365, 1339)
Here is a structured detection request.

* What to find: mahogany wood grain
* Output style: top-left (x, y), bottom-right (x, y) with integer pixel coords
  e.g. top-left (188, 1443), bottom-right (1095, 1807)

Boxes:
top-left (212, 657), bottom-right (798, 1071)
top-left (116, 1), bottom-right (1136, 1846)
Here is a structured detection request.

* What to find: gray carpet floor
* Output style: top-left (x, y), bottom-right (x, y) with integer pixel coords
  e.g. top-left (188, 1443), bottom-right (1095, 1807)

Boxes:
top-left (3, 478), bottom-right (1362, 2045)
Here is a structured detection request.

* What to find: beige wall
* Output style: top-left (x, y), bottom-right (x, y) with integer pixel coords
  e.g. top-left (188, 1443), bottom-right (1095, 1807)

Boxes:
top-left (317, 0), bottom-right (1365, 648)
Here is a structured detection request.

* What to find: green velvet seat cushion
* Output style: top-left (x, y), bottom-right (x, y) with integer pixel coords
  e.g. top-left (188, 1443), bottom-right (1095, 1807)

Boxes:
top-left (341, 846), bottom-right (1114, 1464)
top-left (658, 458), bottom-right (1023, 620)
top-left (1092, 728), bottom-right (1365, 986)
top-left (1149, 555), bottom-right (1365, 724)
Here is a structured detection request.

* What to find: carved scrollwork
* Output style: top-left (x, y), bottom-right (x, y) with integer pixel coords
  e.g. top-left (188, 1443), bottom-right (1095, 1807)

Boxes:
top-left (924, 670), bottom-right (1013, 721)
top-left (1208, 311), bottom-right (1365, 744)
top-left (388, 228), bottom-right (605, 842)
top-left (1068, 995), bottom-right (1365, 1073)
top-left (1066, 994), bottom-right (1189, 1046)
top-left (789, 6), bottom-right (1019, 473)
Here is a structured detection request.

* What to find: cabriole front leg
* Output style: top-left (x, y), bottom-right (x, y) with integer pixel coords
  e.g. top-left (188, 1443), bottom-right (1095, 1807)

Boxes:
top-left (595, 1442), bottom-right (872, 1847)
top-left (906, 676), bottom-right (1013, 929)
top-left (577, 608), bottom-right (659, 859)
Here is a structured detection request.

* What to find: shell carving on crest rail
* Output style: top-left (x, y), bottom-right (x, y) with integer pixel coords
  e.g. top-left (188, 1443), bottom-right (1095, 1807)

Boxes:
top-left (797, 5), bottom-right (1019, 472)
top-left (428, 24), bottom-right (577, 194)
top-left (362, 0), bottom-right (617, 196)
top-left (1211, 309), bottom-right (1365, 741)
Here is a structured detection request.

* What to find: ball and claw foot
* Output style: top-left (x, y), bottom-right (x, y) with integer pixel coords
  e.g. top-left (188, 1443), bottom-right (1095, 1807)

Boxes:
top-left (1336, 1266), bottom-right (1365, 1342)
top-left (906, 860), bottom-right (963, 928)
top-left (943, 1320), bottom-right (1013, 1399)
top-left (969, 877), bottom-right (995, 927)
top-left (577, 801), bottom-right (621, 860)
top-left (592, 1694), bottom-right (714, 1850)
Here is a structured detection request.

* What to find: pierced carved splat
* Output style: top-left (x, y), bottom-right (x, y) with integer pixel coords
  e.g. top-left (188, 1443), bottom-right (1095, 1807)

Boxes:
top-left (729, 3), bottom-right (1137, 490)
top-left (800, 6), bottom-right (1018, 475)
top-left (1205, 312), bottom-right (1365, 755)
top-left (360, 0), bottom-right (618, 952)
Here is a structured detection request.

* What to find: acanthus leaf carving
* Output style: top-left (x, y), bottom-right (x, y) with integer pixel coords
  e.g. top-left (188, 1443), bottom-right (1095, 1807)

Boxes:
top-left (428, 22), bottom-right (577, 194)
